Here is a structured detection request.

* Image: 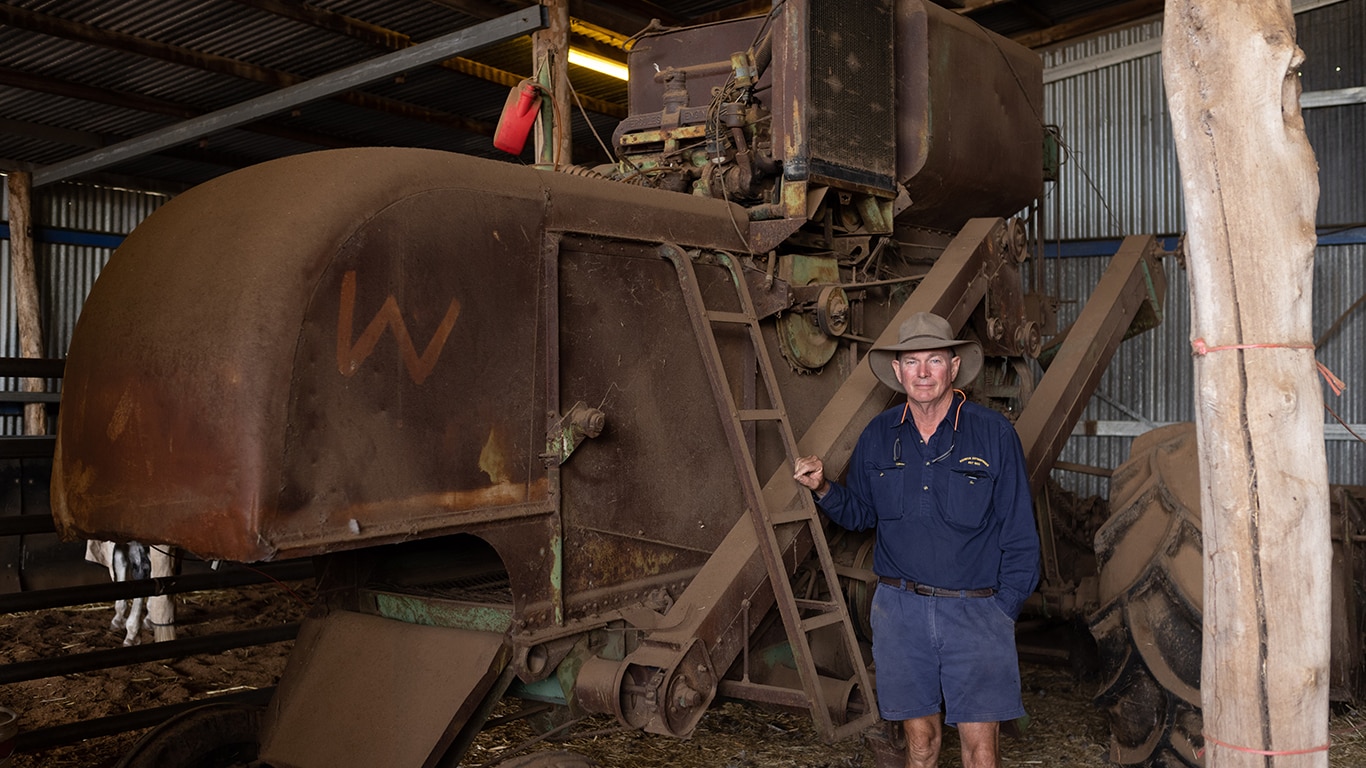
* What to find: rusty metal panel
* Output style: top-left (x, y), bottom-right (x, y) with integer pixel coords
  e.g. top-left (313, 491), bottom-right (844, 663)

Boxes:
top-left (894, 1), bottom-right (1043, 230)
top-left (557, 244), bottom-right (741, 600)
top-left (273, 182), bottom-right (549, 556)
top-left (52, 149), bottom-right (553, 561)
top-left (259, 610), bottom-right (511, 768)
top-left (52, 148), bottom-right (756, 563)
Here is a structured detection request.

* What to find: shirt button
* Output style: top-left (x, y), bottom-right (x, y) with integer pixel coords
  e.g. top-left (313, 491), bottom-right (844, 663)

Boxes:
top-left (923, 485), bottom-right (929, 491)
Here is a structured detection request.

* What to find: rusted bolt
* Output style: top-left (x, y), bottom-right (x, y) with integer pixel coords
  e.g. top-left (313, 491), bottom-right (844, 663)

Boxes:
top-left (572, 407), bottom-right (606, 438)
top-left (674, 682), bottom-right (703, 708)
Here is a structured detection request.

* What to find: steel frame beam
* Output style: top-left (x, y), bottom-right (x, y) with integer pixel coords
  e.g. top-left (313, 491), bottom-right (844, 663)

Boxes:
top-left (229, 0), bottom-right (626, 117)
top-left (32, 7), bottom-right (547, 186)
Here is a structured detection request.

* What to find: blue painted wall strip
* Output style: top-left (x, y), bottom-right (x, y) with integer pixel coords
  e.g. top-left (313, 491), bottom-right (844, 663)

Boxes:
top-left (1040, 228), bottom-right (1364, 258)
top-left (1040, 236), bottom-right (1182, 259)
top-left (1318, 226), bottom-right (1366, 247)
top-left (0, 223), bottom-right (126, 249)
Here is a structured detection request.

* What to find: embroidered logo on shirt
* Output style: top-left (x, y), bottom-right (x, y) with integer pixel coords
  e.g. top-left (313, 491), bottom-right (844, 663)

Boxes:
top-left (958, 456), bottom-right (990, 467)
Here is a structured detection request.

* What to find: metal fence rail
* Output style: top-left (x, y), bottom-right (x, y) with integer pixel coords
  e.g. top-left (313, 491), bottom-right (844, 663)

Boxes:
top-left (1, 623), bottom-right (301, 684)
top-left (0, 559), bottom-right (314, 614)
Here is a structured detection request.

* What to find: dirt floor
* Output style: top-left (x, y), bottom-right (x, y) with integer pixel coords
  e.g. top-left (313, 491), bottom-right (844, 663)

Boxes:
top-left (4, 582), bottom-right (1365, 768)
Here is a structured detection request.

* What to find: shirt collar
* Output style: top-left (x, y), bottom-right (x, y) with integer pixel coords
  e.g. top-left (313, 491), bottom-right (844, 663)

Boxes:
top-left (891, 389), bottom-right (966, 430)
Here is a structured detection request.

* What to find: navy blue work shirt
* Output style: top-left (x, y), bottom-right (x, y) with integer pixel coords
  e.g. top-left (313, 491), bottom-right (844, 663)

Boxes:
top-left (816, 391), bottom-right (1040, 619)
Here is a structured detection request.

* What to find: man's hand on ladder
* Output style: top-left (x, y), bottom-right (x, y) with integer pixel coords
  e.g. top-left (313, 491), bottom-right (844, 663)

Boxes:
top-left (793, 456), bottom-right (828, 497)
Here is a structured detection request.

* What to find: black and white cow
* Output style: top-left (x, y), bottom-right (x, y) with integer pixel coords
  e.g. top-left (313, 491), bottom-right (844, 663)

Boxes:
top-left (85, 540), bottom-right (177, 646)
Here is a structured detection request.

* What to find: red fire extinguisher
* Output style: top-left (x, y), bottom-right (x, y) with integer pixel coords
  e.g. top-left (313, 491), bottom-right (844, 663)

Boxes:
top-left (493, 80), bottom-right (542, 156)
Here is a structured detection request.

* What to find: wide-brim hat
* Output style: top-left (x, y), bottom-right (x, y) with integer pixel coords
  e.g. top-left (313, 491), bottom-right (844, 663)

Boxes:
top-left (869, 312), bottom-right (983, 393)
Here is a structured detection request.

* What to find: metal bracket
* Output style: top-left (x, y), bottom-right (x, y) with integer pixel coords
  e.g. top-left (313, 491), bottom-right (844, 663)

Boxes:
top-left (544, 401), bottom-right (606, 465)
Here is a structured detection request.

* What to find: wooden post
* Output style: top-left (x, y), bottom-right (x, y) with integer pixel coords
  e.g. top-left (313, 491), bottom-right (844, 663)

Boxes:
top-left (6, 170), bottom-right (47, 436)
top-left (533, 0), bottom-right (571, 168)
top-left (1163, 1), bottom-right (1330, 766)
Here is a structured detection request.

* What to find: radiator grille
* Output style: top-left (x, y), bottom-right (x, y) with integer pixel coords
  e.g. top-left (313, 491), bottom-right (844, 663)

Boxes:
top-left (806, 0), bottom-right (896, 189)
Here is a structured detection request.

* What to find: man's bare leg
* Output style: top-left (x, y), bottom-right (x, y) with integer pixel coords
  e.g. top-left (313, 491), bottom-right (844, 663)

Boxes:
top-left (957, 721), bottom-right (1000, 768)
top-left (902, 714), bottom-right (942, 768)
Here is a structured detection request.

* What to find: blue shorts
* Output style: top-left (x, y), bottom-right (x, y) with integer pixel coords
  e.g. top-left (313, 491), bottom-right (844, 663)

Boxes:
top-left (870, 583), bottom-right (1024, 725)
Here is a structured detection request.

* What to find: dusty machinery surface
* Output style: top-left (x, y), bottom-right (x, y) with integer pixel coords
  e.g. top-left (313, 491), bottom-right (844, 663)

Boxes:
top-left (47, 1), bottom-right (1332, 766)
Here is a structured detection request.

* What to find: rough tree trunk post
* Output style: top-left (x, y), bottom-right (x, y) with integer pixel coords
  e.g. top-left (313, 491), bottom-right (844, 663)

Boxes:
top-left (1163, 1), bottom-right (1330, 766)
top-left (5, 170), bottom-right (48, 436)
top-left (533, 0), bottom-right (571, 168)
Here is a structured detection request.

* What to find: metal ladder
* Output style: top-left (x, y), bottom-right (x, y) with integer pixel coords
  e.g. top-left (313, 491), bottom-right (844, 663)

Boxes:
top-left (660, 243), bottom-right (877, 741)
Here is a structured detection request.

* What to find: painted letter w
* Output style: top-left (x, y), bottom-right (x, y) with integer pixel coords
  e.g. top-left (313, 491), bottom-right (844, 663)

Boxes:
top-left (336, 270), bottom-right (461, 385)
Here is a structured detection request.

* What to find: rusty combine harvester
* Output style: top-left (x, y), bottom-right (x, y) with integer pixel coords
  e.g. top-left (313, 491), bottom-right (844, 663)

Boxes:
top-left (51, 1), bottom-right (1363, 767)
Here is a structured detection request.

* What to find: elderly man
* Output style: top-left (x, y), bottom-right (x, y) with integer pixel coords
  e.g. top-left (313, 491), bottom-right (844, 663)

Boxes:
top-left (793, 312), bottom-right (1039, 768)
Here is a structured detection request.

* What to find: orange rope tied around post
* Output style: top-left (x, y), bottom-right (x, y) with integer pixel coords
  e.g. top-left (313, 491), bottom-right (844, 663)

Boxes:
top-left (1198, 733), bottom-right (1331, 758)
top-left (1190, 337), bottom-right (1346, 396)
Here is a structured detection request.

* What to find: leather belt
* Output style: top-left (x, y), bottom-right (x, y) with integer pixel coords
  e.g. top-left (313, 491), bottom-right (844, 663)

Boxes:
top-left (878, 576), bottom-right (995, 598)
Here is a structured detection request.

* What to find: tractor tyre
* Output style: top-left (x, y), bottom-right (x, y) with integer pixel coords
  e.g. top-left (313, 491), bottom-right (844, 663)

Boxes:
top-left (114, 702), bottom-right (262, 768)
top-left (1088, 423), bottom-right (1204, 767)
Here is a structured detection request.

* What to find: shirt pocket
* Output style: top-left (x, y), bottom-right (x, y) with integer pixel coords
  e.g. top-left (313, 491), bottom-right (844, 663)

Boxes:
top-left (941, 468), bottom-right (994, 531)
top-left (864, 461), bottom-right (905, 521)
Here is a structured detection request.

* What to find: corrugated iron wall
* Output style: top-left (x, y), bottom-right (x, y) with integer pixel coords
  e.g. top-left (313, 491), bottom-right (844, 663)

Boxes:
top-left (1299, 0), bottom-right (1366, 223)
top-left (0, 177), bottom-right (168, 435)
top-left (1041, 0), bottom-right (1366, 493)
top-left (1042, 19), bottom-right (1181, 238)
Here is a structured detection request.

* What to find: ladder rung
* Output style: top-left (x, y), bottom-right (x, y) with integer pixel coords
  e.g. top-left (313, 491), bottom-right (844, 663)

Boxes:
top-left (800, 611), bottom-right (845, 633)
top-left (767, 506), bottom-right (812, 525)
top-left (737, 408), bottom-right (782, 422)
top-left (705, 310), bottom-right (754, 326)
top-left (831, 711), bottom-right (880, 741)
top-left (794, 598), bottom-right (839, 613)
top-left (716, 679), bottom-right (813, 710)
